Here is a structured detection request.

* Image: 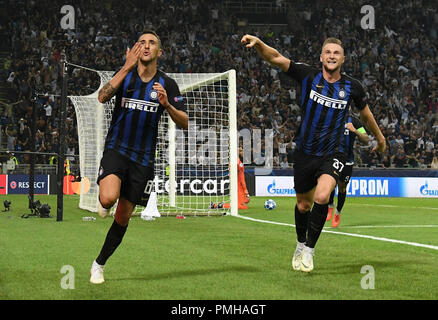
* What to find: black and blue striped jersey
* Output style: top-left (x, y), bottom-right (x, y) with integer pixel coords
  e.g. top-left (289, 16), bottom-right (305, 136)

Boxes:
top-left (104, 68), bottom-right (185, 167)
top-left (342, 116), bottom-right (365, 164)
top-left (285, 61), bottom-right (367, 156)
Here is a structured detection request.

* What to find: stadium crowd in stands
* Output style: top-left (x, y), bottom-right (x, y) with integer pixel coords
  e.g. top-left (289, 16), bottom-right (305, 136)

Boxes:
top-left (1, 0), bottom-right (437, 168)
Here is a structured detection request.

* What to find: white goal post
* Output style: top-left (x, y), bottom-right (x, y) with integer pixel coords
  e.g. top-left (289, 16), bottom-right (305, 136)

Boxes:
top-left (69, 70), bottom-right (238, 217)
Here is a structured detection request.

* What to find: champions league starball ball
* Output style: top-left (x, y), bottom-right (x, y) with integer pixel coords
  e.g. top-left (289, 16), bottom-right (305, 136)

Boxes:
top-left (264, 199), bottom-right (276, 210)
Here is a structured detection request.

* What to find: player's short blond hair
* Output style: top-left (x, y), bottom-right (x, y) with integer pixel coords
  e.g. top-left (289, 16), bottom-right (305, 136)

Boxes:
top-left (322, 37), bottom-right (343, 52)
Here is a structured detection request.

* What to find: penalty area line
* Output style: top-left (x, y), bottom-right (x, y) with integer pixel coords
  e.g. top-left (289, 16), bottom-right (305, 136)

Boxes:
top-left (235, 214), bottom-right (438, 252)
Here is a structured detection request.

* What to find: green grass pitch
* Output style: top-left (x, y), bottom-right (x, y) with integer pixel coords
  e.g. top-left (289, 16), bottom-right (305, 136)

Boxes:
top-left (1, 194), bottom-right (437, 300)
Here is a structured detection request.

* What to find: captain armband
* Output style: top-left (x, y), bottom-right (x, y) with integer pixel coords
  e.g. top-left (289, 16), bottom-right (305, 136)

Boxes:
top-left (357, 127), bottom-right (366, 134)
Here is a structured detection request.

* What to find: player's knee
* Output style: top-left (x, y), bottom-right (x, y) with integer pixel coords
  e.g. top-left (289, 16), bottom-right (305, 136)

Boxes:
top-left (297, 201), bottom-right (312, 213)
top-left (99, 193), bottom-right (118, 209)
top-left (313, 193), bottom-right (330, 205)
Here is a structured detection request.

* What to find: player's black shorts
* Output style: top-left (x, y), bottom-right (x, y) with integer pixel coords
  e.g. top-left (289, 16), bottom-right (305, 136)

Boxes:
top-left (293, 150), bottom-right (346, 194)
top-left (97, 149), bottom-right (154, 206)
top-left (339, 163), bottom-right (353, 185)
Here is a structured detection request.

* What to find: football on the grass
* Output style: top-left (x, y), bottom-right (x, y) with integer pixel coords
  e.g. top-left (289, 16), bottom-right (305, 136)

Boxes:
top-left (264, 199), bottom-right (276, 210)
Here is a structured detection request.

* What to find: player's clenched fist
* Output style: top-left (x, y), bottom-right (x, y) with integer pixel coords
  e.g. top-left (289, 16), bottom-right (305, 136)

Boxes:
top-left (241, 34), bottom-right (260, 48)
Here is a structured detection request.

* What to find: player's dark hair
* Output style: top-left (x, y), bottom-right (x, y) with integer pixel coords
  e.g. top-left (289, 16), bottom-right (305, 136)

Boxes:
top-left (139, 29), bottom-right (162, 49)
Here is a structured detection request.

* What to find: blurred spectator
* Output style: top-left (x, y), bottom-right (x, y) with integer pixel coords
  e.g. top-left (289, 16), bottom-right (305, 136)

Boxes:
top-left (280, 155), bottom-right (289, 168)
top-left (391, 147), bottom-right (407, 168)
top-left (17, 119), bottom-right (31, 151)
top-left (406, 152), bottom-right (420, 168)
top-left (431, 154), bottom-right (438, 169)
top-left (382, 155), bottom-right (391, 168)
top-left (5, 123), bottom-right (16, 151)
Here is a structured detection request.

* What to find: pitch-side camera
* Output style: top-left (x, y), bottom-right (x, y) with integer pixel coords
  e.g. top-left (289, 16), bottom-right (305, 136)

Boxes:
top-left (3, 200), bottom-right (11, 211)
top-left (23, 196), bottom-right (51, 218)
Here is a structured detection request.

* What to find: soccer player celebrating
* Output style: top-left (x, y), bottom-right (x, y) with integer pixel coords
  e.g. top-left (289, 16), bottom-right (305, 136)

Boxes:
top-left (90, 30), bottom-right (188, 284)
top-left (241, 34), bottom-right (385, 272)
top-left (326, 115), bottom-right (369, 228)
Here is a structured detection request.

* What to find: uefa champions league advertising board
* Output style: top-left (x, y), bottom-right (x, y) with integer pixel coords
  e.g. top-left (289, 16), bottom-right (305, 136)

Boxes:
top-left (2, 175), bottom-right (50, 195)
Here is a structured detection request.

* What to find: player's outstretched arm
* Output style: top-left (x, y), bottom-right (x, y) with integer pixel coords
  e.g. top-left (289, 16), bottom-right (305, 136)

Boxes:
top-left (98, 42), bottom-right (142, 103)
top-left (359, 105), bottom-right (386, 153)
top-left (241, 34), bottom-right (290, 72)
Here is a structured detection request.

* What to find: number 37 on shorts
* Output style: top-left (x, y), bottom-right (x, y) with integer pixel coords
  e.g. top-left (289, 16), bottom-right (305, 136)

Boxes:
top-left (332, 158), bottom-right (344, 173)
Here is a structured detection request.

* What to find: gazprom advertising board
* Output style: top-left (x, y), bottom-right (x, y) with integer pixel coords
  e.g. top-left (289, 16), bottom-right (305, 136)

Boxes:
top-left (256, 176), bottom-right (296, 197)
top-left (396, 178), bottom-right (438, 198)
top-left (256, 176), bottom-right (438, 198)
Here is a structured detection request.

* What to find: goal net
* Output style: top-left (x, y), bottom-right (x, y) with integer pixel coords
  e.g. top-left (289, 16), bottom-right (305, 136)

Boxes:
top-left (69, 70), bottom-right (238, 217)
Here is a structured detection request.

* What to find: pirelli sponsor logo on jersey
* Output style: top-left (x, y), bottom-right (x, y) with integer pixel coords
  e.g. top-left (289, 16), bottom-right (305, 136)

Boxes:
top-left (121, 97), bottom-right (159, 113)
top-left (310, 89), bottom-right (348, 110)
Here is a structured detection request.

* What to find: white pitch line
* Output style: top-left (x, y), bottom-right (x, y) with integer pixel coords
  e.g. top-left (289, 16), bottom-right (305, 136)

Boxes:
top-left (235, 215), bottom-right (438, 251)
top-left (348, 203), bottom-right (438, 211)
top-left (325, 225), bottom-right (438, 229)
